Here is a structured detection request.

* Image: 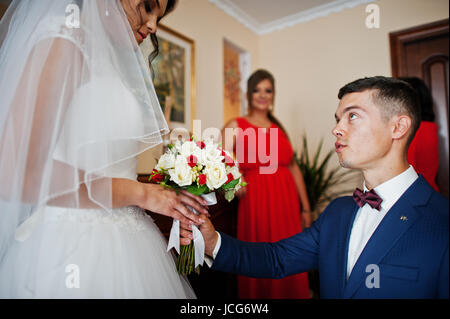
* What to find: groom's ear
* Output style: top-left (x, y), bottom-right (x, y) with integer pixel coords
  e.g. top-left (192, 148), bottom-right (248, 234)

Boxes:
top-left (391, 115), bottom-right (411, 141)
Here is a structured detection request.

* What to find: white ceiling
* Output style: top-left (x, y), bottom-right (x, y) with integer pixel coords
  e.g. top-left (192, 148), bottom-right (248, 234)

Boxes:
top-left (210, 0), bottom-right (376, 35)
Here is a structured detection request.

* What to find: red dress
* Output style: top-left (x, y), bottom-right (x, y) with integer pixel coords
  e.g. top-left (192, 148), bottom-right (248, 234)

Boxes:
top-left (233, 117), bottom-right (310, 299)
top-left (407, 121), bottom-right (439, 191)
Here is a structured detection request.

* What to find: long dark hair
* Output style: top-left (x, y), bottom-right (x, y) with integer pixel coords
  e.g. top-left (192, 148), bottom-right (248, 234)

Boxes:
top-left (246, 69), bottom-right (289, 137)
top-left (148, 0), bottom-right (178, 77)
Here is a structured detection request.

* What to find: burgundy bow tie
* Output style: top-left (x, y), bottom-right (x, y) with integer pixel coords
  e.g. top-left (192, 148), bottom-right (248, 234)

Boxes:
top-left (353, 188), bottom-right (383, 211)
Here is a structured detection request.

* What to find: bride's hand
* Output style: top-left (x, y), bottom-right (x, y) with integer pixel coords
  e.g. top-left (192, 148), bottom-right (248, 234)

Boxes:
top-left (139, 184), bottom-right (209, 226)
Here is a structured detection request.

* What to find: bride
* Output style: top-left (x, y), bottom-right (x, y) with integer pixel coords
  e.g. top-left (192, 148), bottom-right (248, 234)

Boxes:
top-left (0, 0), bottom-right (206, 298)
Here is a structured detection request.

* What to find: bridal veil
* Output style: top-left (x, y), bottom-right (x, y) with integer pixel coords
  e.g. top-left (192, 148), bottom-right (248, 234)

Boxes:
top-left (0, 0), bottom-right (168, 269)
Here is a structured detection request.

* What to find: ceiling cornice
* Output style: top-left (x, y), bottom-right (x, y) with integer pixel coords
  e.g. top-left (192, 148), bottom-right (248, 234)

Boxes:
top-left (210, 0), bottom-right (377, 35)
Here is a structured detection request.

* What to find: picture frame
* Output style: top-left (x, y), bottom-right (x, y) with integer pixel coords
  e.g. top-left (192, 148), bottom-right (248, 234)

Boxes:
top-left (140, 24), bottom-right (195, 132)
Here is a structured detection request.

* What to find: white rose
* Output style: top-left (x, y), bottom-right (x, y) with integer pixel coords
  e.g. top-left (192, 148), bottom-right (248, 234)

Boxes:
top-left (168, 157), bottom-right (194, 187)
top-left (201, 143), bottom-right (224, 165)
top-left (205, 161), bottom-right (228, 190)
top-left (155, 153), bottom-right (176, 170)
top-left (180, 141), bottom-right (200, 157)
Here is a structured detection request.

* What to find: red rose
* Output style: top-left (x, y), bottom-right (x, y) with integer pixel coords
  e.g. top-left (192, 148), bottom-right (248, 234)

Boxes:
top-left (196, 141), bottom-right (206, 149)
top-left (187, 155), bottom-right (198, 168)
top-left (198, 174), bottom-right (207, 185)
top-left (226, 173), bottom-right (234, 184)
top-left (151, 173), bottom-right (164, 183)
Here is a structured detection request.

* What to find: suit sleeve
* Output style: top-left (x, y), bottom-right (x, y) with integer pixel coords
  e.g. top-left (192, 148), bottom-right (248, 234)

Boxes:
top-left (211, 211), bottom-right (324, 278)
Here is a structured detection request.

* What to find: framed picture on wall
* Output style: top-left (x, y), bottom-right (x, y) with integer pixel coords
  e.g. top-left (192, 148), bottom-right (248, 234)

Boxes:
top-left (140, 24), bottom-right (195, 132)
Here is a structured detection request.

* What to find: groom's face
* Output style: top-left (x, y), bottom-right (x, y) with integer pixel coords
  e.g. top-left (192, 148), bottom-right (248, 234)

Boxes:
top-left (332, 90), bottom-right (393, 170)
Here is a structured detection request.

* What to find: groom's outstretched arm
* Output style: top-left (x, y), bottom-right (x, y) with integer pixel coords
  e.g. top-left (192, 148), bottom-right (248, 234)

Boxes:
top-left (210, 216), bottom-right (323, 279)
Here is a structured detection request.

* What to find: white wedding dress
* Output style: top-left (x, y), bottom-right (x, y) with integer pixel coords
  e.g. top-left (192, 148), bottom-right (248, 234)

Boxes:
top-left (0, 72), bottom-right (196, 299)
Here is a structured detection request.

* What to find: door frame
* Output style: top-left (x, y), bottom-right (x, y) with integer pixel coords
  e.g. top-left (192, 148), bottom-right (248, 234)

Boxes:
top-left (390, 19), bottom-right (449, 78)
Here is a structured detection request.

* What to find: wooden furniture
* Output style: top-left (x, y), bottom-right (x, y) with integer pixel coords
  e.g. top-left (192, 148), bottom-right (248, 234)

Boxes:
top-left (137, 174), bottom-right (239, 298)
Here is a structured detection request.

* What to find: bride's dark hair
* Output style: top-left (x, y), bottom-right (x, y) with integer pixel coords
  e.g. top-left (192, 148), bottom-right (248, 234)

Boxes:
top-left (148, 0), bottom-right (178, 78)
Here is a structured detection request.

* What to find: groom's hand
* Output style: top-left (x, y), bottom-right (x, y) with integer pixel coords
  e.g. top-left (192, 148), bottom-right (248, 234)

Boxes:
top-left (180, 217), bottom-right (218, 257)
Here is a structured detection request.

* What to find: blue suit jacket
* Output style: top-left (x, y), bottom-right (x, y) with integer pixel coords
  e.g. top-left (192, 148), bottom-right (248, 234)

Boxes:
top-left (212, 176), bottom-right (449, 298)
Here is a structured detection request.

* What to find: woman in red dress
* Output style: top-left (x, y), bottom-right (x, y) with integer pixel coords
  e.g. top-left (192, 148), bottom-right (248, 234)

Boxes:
top-left (400, 77), bottom-right (439, 191)
top-left (221, 69), bottom-right (311, 299)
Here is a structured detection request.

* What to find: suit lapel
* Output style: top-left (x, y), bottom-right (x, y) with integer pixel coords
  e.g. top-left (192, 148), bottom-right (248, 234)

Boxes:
top-left (337, 201), bottom-right (359, 297)
top-left (342, 177), bottom-right (430, 298)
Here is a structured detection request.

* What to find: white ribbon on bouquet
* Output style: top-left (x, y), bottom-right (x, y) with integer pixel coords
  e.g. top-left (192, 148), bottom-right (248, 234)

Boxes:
top-left (167, 192), bottom-right (217, 268)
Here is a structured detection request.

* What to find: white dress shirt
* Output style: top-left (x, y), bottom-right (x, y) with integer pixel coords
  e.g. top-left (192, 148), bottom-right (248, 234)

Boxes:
top-left (204, 232), bottom-right (221, 267)
top-left (346, 165), bottom-right (418, 278)
top-left (206, 166), bottom-right (419, 279)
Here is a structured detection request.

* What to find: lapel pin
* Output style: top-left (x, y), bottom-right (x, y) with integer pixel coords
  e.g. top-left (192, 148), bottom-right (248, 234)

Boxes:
top-left (400, 216), bottom-right (408, 221)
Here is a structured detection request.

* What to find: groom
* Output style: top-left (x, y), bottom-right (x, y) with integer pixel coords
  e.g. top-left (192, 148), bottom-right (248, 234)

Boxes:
top-left (182, 76), bottom-right (449, 298)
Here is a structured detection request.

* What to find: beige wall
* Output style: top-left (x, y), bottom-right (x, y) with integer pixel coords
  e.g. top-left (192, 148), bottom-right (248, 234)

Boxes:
top-left (257, 0), bottom-right (449, 173)
top-left (137, 0), bottom-right (259, 173)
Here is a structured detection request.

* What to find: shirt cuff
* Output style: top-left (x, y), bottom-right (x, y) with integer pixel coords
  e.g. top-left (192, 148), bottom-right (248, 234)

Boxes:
top-left (204, 231), bottom-right (221, 268)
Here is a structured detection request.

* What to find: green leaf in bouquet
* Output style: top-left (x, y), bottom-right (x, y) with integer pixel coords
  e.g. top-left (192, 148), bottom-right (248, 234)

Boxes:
top-left (187, 184), bottom-right (209, 196)
top-left (222, 179), bottom-right (239, 190)
top-left (224, 190), bottom-right (235, 202)
top-left (163, 174), bottom-right (170, 183)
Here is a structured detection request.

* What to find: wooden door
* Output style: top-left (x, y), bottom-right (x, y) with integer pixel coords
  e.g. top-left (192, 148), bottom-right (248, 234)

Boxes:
top-left (390, 19), bottom-right (449, 198)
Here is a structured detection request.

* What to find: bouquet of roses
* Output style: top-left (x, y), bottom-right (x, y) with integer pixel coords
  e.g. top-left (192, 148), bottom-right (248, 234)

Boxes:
top-left (149, 137), bottom-right (246, 275)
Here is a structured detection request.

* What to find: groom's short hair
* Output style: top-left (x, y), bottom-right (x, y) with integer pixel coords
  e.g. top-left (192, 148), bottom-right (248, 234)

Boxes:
top-left (338, 76), bottom-right (421, 146)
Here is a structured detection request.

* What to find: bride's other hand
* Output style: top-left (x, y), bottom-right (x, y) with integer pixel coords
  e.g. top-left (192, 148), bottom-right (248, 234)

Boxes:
top-left (139, 183), bottom-right (208, 225)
